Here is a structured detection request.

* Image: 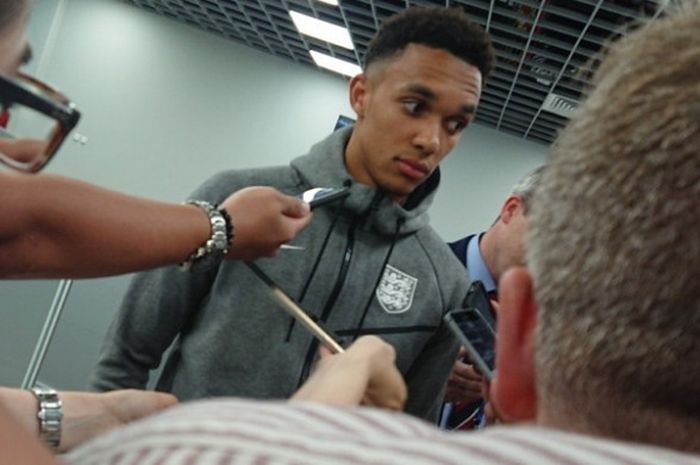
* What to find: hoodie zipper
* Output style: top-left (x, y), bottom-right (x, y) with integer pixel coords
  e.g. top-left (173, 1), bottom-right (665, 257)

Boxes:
top-left (296, 191), bottom-right (384, 386)
top-left (297, 217), bottom-right (357, 386)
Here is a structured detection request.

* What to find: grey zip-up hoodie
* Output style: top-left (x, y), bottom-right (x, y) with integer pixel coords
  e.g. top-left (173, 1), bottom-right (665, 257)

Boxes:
top-left (91, 127), bottom-right (470, 420)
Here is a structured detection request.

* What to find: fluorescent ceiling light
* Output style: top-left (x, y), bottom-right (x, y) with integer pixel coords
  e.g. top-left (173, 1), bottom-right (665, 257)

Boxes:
top-left (289, 10), bottom-right (354, 50)
top-left (316, 0), bottom-right (339, 4)
top-left (310, 50), bottom-right (361, 78)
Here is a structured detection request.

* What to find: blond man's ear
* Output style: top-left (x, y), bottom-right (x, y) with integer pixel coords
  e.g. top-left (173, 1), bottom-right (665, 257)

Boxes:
top-left (491, 266), bottom-right (537, 422)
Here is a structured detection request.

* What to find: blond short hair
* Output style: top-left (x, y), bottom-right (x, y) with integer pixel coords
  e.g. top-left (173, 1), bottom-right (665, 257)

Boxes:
top-left (527, 0), bottom-right (700, 448)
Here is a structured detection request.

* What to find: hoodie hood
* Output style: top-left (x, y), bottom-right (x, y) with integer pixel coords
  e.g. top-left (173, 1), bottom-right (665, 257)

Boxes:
top-left (290, 126), bottom-right (440, 236)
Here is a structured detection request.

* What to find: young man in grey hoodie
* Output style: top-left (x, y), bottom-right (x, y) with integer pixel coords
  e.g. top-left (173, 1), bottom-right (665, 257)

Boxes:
top-left (91, 6), bottom-right (494, 421)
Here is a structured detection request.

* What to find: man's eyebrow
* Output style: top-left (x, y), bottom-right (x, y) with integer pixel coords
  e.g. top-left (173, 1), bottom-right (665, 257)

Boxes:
top-left (403, 83), bottom-right (476, 115)
top-left (460, 104), bottom-right (476, 115)
top-left (404, 84), bottom-right (437, 101)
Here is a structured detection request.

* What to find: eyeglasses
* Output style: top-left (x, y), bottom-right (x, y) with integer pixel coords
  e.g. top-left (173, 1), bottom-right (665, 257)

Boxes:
top-left (0, 73), bottom-right (81, 173)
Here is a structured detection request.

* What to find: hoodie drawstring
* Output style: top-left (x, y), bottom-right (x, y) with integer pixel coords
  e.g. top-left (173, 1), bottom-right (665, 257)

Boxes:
top-left (351, 217), bottom-right (405, 341)
top-left (284, 182), bottom-right (350, 342)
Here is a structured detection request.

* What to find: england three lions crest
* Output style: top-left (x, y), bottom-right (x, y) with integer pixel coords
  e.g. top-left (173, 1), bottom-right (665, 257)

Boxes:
top-left (376, 265), bottom-right (418, 314)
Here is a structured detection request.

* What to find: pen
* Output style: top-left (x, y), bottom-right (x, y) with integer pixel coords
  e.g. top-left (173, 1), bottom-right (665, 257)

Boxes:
top-left (245, 261), bottom-right (344, 353)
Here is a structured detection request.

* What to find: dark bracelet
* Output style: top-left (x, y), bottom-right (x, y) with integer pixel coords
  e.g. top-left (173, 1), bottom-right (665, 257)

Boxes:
top-left (219, 207), bottom-right (234, 249)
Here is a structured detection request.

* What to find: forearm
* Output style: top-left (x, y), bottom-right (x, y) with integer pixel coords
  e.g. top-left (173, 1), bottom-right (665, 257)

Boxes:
top-left (0, 387), bottom-right (108, 453)
top-left (0, 173), bottom-right (209, 278)
top-left (0, 399), bottom-right (57, 465)
top-left (0, 388), bottom-right (177, 454)
top-left (0, 388), bottom-right (37, 435)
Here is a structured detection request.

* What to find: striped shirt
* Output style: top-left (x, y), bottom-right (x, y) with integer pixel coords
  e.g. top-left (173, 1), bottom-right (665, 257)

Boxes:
top-left (64, 399), bottom-right (699, 465)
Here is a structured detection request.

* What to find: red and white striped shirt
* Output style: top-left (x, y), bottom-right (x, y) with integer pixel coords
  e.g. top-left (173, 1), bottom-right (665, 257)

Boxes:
top-left (64, 399), bottom-right (699, 465)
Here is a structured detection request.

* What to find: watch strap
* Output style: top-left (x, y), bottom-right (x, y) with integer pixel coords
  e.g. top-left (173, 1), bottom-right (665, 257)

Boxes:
top-left (30, 386), bottom-right (62, 449)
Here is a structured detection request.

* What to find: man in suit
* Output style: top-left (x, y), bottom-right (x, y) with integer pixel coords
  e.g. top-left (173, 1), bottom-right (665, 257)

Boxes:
top-left (440, 166), bottom-right (544, 429)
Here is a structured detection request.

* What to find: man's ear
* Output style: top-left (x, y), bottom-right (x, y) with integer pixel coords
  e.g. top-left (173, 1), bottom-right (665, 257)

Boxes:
top-left (499, 195), bottom-right (522, 225)
top-left (349, 73), bottom-right (369, 118)
top-left (492, 266), bottom-right (537, 421)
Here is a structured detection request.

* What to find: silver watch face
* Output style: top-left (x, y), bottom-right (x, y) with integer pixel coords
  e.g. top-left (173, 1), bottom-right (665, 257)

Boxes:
top-left (31, 387), bottom-right (62, 448)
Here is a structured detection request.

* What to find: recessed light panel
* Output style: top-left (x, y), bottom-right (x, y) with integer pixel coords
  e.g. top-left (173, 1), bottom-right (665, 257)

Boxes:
top-left (290, 11), bottom-right (354, 50)
top-left (310, 50), bottom-right (361, 78)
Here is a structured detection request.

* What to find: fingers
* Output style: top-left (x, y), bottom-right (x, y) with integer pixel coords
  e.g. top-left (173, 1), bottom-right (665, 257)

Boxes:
top-left (490, 298), bottom-right (501, 316)
top-left (318, 345), bottom-right (334, 359)
top-left (350, 336), bottom-right (407, 411)
top-left (279, 193), bottom-right (311, 218)
top-left (220, 186), bottom-right (313, 260)
top-left (444, 360), bottom-right (484, 403)
top-left (150, 391), bottom-right (179, 410)
top-left (454, 362), bottom-right (483, 382)
top-left (457, 346), bottom-right (467, 359)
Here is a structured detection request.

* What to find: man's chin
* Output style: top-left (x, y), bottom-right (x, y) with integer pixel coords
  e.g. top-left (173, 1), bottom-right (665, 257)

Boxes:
top-left (383, 185), bottom-right (415, 205)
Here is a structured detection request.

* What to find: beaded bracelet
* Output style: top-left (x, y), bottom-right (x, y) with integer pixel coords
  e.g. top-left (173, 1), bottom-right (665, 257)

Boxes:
top-left (180, 200), bottom-right (234, 272)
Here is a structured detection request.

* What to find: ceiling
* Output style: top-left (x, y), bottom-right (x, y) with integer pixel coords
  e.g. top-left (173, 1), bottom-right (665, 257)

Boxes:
top-left (123, 0), bottom-right (669, 144)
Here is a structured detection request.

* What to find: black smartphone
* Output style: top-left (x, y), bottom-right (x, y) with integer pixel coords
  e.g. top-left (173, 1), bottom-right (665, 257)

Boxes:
top-left (444, 308), bottom-right (496, 380)
top-left (462, 280), bottom-right (496, 329)
top-left (298, 187), bottom-right (350, 210)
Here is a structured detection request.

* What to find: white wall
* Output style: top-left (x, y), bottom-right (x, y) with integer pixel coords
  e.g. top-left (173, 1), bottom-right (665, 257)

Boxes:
top-left (0, 0), bottom-right (547, 389)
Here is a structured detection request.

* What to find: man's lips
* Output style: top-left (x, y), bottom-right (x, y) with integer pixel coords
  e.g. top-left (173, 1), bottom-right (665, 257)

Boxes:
top-left (397, 158), bottom-right (430, 180)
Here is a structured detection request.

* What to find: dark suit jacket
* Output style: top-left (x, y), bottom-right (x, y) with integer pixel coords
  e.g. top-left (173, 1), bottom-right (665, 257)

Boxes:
top-left (447, 235), bottom-right (475, 267)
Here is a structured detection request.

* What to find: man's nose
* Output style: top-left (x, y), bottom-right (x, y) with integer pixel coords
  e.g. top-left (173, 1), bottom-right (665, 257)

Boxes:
top-left (413, 121), bottom-right (440, 156)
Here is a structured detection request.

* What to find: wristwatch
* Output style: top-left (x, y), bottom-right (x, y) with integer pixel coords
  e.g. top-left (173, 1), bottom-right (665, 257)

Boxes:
top-left (30, 386), bottom-right (63, 449)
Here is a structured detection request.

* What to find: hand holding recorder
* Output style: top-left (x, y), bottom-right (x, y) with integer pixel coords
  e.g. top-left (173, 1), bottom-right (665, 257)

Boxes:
top-left (222, 186), bottom-right (313, 260)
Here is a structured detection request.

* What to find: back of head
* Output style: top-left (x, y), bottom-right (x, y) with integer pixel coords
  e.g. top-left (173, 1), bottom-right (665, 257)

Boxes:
top-left (527, 1), bottom-right (700, 451)
top-left (510, 165), bottom-right (545, 215)
top-left (363, 6), bottom-right (494, 79)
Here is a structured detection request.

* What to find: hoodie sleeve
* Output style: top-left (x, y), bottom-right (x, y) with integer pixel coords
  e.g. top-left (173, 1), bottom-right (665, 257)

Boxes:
top-left (402, 234), bottom-right (470, 420)
top-left (402, 320), bottom-right (461, 420)
top-left (89, 172), bottom-right (244, 392)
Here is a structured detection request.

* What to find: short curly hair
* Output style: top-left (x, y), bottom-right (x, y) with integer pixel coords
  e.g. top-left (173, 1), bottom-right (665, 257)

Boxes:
top-left (363, 6), bottom-right (494, 79)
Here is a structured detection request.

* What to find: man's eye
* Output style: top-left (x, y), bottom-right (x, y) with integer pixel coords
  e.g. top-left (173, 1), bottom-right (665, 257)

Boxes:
top-left (446, 119), bottom-right (467, 135)
top-left (403, 100), bottom-right (423, 114)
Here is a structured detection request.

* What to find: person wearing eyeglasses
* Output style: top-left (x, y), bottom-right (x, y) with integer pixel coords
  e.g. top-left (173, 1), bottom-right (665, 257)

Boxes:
top-left (0, 0), bottom-right (406, 462)
top-left (0, 0), bottom-right (320, 462)
top-left (0, 16), bottom-right (313, 279)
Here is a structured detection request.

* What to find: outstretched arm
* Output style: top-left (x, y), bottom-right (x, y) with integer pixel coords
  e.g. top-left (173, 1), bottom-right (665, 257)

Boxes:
top-left (0, 401), bottom-right (56, 465)
top-left (0, 172), bottom-right (311, 279)
top-left (0, 387), bottom-right (176, 457)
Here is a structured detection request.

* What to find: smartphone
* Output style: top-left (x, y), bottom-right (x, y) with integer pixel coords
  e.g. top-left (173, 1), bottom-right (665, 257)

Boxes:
top-left (444, 308), bottom-right (496, 380)
top-left (462, 280), bottom-right (496, 329)
top-left (298, 187), bottom-right (350, 210)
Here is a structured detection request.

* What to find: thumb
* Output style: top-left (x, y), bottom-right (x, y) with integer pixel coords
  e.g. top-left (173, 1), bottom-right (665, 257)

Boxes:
top-left (281, 195), bottom-right (311, 218)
